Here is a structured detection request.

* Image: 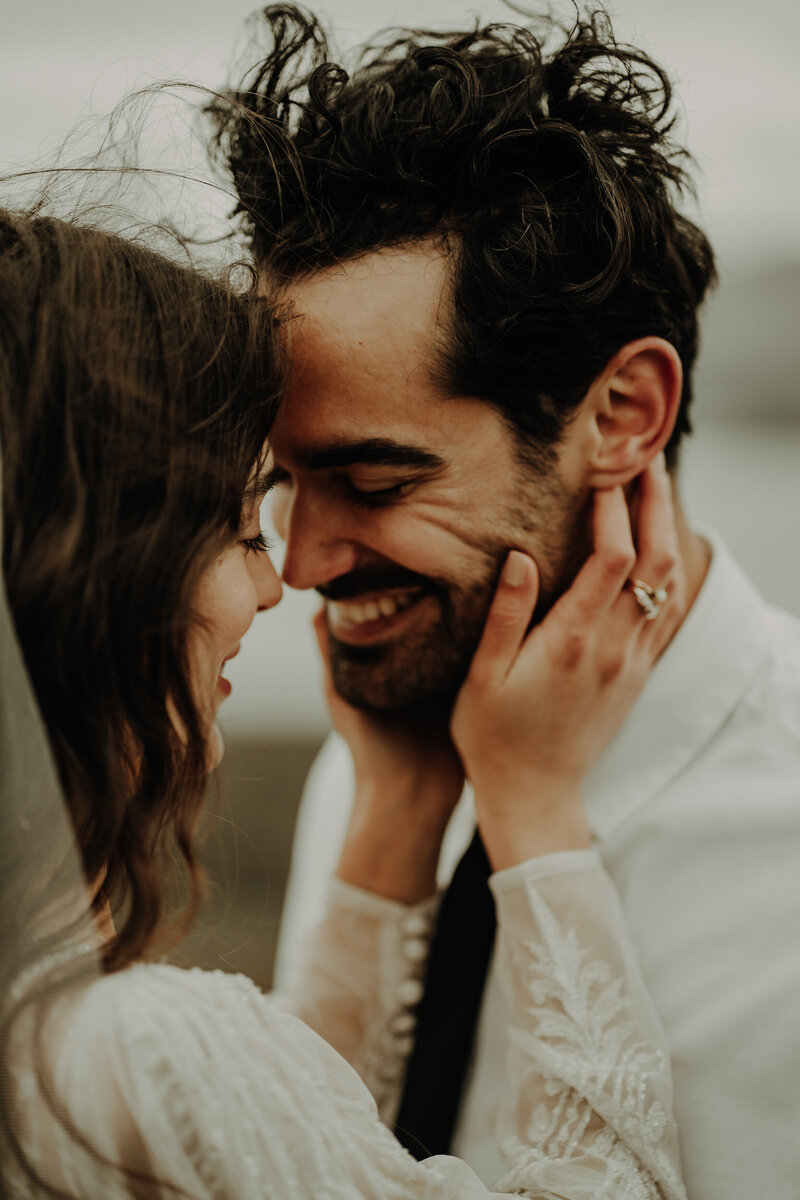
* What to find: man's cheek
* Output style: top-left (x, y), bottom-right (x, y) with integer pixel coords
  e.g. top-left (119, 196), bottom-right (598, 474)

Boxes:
top-left (386, 505), bottom-right (503, 577)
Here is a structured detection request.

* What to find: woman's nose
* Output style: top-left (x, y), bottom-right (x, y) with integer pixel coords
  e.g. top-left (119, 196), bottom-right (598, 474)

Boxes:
top-left (254, 551), bottom-right (283, 612)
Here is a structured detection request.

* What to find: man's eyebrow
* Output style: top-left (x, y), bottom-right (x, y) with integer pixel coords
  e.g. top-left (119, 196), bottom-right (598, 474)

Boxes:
top-left (291, 438), bottom-right (446, 472)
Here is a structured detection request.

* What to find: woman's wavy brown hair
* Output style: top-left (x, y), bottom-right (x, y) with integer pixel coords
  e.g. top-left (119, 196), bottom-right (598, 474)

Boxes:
top-left (0, 207), bottom-right (283, 974)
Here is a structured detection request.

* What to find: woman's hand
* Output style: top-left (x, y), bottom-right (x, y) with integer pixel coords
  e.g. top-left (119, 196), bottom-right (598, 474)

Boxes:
top-left (452, 456), bottom-right (685, 870)
top-left (314, 612), bottom-right (464, 903)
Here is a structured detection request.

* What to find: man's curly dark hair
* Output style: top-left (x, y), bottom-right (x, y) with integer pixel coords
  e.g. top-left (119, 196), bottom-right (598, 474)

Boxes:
top-left (210, 3), bottom-right (717, 466)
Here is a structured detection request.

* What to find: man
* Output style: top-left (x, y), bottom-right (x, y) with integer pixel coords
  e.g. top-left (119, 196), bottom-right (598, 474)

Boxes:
top-left (214, 8), bottom-right (800, 1198)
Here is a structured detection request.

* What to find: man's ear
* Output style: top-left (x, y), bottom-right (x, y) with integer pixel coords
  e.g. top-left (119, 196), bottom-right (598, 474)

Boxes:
top-left (584, 337), bottom-right (682, 487)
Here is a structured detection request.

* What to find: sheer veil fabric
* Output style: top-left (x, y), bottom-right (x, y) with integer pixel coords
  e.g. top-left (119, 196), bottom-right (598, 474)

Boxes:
top-left (0, 447), bottom-right (103, 1192)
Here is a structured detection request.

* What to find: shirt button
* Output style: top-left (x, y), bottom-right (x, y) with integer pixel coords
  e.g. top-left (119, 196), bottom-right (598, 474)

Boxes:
top-left (389, 1011), bottom-right (417, 1035)
top-left (396, 978), bottom-right (424, 1006)
top-left (401, 913), bottom-right (430, 937)
top-left (402, 937), bottom-right (428, 963)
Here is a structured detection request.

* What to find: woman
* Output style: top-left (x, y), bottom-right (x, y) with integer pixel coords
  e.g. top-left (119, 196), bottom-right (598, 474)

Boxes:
top-left (0, 205), bottom-right (686, 1198)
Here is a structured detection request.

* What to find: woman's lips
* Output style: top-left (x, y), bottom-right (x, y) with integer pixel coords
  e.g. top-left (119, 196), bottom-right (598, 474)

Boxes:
top-left (326, 589), bottom-right (431, 644)
top-left (217, 644), bottom-right (240, 698)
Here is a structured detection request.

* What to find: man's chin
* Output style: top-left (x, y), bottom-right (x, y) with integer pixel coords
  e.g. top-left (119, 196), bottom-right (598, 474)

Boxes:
top-left (329, 643), bottom-right (469, 713)
top-left (333, 678), bottom-right (462, 716)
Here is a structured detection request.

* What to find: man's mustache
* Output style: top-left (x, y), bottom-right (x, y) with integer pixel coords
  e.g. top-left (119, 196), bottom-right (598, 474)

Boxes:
top-left (317, 565), bottom-right (436, 601)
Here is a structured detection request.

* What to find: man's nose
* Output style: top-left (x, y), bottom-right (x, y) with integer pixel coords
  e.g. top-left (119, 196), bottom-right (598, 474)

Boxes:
top-left (280, 489), bottom-right (359, 591)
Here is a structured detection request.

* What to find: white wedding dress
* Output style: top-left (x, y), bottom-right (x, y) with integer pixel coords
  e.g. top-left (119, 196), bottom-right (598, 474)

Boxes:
top-left (6, 850), bottom-right (686, 1199)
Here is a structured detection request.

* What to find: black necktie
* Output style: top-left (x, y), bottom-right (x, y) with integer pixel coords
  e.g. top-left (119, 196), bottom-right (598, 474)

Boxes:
top-left (394, 828), bottom-right (497, 1159)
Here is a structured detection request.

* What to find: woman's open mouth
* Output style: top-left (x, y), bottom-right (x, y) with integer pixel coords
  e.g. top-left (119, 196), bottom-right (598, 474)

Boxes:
top-left (217, 645), bottom-right (240, 697)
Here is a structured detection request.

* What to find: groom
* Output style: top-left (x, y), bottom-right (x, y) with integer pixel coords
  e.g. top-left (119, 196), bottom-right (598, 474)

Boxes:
top-left (216, 8), bottom-right (800, 1199)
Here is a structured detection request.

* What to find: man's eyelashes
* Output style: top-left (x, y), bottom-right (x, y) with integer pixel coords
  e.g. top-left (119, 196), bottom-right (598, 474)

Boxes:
top-left (339, 478), bottom-right (415, 508)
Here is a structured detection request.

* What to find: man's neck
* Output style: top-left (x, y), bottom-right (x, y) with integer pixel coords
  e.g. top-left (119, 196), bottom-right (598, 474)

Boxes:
top-left (673, 488), bottom-right (712, 630)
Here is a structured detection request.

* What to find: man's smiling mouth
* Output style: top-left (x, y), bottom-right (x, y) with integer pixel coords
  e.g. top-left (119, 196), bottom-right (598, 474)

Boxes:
top-left (326, 588), bottom-right (431, 643)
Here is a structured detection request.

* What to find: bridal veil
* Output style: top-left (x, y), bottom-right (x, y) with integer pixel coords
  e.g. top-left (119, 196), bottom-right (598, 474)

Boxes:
top-left (0, 446), bottom-right (103, 1193)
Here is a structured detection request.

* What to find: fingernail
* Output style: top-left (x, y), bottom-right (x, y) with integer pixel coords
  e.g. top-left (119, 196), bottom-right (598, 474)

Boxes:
top-left (502, 551), bottom-right (528, 588)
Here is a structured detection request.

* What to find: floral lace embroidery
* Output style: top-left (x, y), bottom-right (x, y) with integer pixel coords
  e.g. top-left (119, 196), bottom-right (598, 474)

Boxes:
top-left (494, 878), bottom-right (685, 1200)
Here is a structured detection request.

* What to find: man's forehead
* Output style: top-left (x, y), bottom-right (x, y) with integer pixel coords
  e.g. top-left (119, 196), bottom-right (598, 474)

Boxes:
top-left (275, 265), bottom-right (460, 450)
top-left (285, 242), bottom-right (451, 349)
top-left (272, 242), bottom-right (503, 469)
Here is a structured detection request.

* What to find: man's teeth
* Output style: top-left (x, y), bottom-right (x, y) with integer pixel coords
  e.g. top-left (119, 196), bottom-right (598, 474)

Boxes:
top-left (328, 593), bottom-right (419, 626)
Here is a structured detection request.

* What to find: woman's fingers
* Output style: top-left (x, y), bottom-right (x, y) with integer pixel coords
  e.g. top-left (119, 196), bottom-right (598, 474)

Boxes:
top-left (549, 487), bottom-right (636, 627)
top-left (633, 453), bottom-right (679, 581)
top-left (534, 461), bottom-right (683, 685)
top-left (466, 551), bottom-right (539, 687)
top-left (621, 454), bottom-right (683, 637)
top-left (556, 459), bottom-right (681, 640)
top-left (463, 458), bottom-right (682, 710)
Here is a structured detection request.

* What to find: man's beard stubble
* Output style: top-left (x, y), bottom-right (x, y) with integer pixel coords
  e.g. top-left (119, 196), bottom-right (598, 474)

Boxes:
top-left (323, 483), bottom-right (592, 715)
top-left (326, 567), bottom-right (500, 712)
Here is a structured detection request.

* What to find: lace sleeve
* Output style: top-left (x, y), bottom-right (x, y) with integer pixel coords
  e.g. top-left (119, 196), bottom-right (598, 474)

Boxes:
top-left (488, 850), bottom-right (686, 1200)
top-left (276, 877), bottom-right (440, 1122)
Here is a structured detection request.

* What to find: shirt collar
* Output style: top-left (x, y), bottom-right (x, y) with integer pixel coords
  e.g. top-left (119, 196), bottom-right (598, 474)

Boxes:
top-left (584, 528), bottom-right (772, 839)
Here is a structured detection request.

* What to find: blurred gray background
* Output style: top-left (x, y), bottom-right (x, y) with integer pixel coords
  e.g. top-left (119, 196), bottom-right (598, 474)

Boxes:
top-left (3, 0), bottom-right (798, 988)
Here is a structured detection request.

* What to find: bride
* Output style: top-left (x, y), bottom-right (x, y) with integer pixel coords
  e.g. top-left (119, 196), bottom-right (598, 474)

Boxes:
top-left (0, 204), bottom-right (686, 1198)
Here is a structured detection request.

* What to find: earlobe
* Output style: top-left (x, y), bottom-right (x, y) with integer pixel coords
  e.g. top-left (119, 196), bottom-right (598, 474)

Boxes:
top-left (586, 337), bottom-right (682, 487)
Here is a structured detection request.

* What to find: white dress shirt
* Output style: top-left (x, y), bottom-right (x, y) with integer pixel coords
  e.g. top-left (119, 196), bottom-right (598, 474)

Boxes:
top-left (275, 531), bottom-right (800, 1200)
